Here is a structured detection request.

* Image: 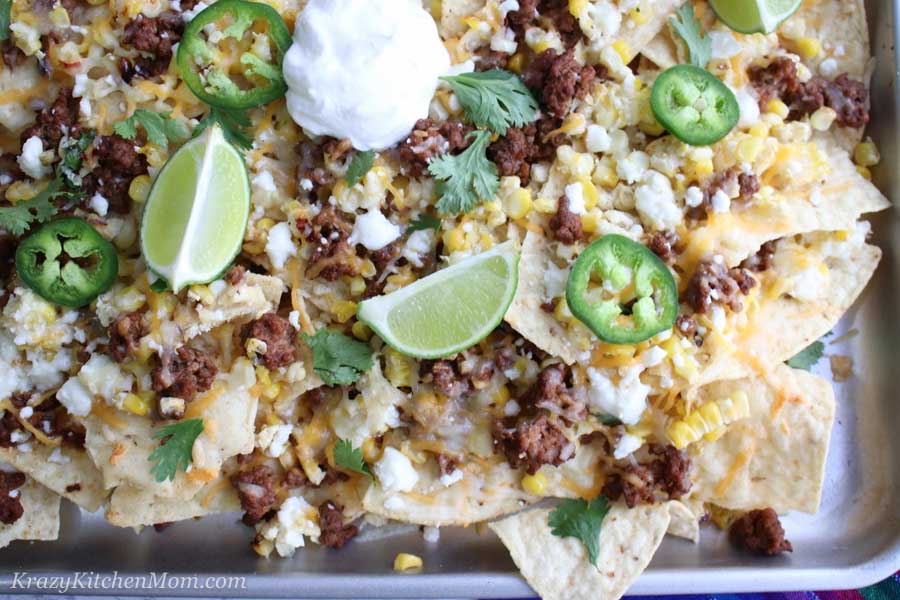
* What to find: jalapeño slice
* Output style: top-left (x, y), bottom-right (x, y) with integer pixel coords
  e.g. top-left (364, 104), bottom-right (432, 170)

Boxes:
top-left (177, 0), bottom-right (293, 110)
top-left (565, 235), bottom-right (677, 345)
top-left (15, 217), bottom-right (118, 308)
top-left (651, 65), bottom-right (739, 146)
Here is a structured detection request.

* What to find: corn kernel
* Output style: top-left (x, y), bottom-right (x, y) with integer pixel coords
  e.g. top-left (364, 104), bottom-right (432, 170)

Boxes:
top-left (853, 141), bottom-right (880, 167)
top-left (594, 159), bottom-right (618, 188)
top-left (128, 174), bottom-right (152, 203)
top-left (256, 218), bottom-right (276, 232)
top-left (6, 180), bottom-right (40, 203)
top-left (795, 37), bottom-right (821, 59)
top-left (628, 7), bottom-right (649, 24)
top-left (667, 421), bottom-right (698, 450)
top-left (443, 227), bottom-right (468, 253)
top-left (533, 196), bottom-right (557, 213)
top-left (394, 553), bottom-right (423, 572)
top-left (580, 212), bottom-right (599, 233)
top-left (385, 347), bottom-right (414, 388)
top-left (503, 188), bottom-right (532, 219)
top-left (362, 437), bottom-right (379, 462)
top-left (123, 393), bottom-right (151, 417)
top-left (765, 99), bottom-right (790, 120)
top-left (521, 471), bottom-right (548, 495)
top-left (568, 0), bottom-right (587, 17)
top-left (351, 321), bottom-right (372, 341)
top-left (736, 137), bottom-right (764, 164)
top-left (255, 366), bottom-right (271, 385)
top-left (577, 176), bottom-right (599, 210)
top-left (507, 52), bottom-right (525, 73)
top-left (262, 383), bottom-right (281, 400)
top-left (749, 122), bottom-right (770, 138)
top-left (492, 385), bottom-right (511, 405)
top-left (49, 6), bottom-right (70, 27)
top-left (856, 165), bottom-right (872, 180)
top-left (809, 106), bottom-right (837, 131)
top-left (331, 299), bottom-right (358, 323)
top-left (612, 40), bottom-right (632, 63)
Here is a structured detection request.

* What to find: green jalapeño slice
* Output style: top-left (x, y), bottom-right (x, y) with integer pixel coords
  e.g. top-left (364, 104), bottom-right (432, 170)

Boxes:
top-left (16, 217), bottom-right (118, 308)
top-left (177, 0), bottom-right (293, 110)
top-left (565, 235), bottom-right (677, 345)
top-left (651, 65), bottom-right (739, 146)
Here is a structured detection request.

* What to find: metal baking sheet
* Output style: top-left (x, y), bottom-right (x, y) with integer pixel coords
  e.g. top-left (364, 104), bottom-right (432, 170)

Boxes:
top-left (2, 0), bottom-right (899, 596)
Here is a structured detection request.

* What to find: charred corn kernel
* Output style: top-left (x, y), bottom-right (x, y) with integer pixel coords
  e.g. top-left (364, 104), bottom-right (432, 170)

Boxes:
top-left (394, 553), bottom-right (423, 571)
top-left (856, 165), bottom-right (872, 180)
top-left (612, 40), bottom-right (632, 63)
top-left (765, 98), bottom-right (790, 120)
top-left (349, 276), bottom-right (367, 296)
top-left (580, 212), bottom-right (600, 233)
top-left (507, 51), bottom-right (525, 73)
top-left (503, 187), bottom-right (533, 219)
top-left (521, 472), bottom-right (548, 495)
top-left (853, 141), bottom-right (880, 166)
top-left (331, 300), bottom-right (358, 323)
top-left (809, 107), bottom-right (837, 131)
top-left (117, 286), bottom-right (146, 311)
top-left (629, 7), bottom-right (649, 24)
top-left (749, 122), bottom-right (770, 138)
top-left (351, 320), bottom-right (372, 341)
top-left (533, 196), bottom-right (557, 213)
top-left (256, 218), bottom-right (276, 232)
top-left (255, 366), bottom-right (271, 385)
top-left (127, 174), bottom-right (152, 203)
top-left (6, 180), bottom-right (41, 202)
top-left (387, 270), bottom-right (417, 288)
top-left (568, 0), bottom-right (587, 16)
top-left (443, 227), bottom-right (468, 253)
top-left (123, 393), bottom-right (151, 417)
top-left (385, 347), bottom-right (415, 388)
top-left (736, 137), bottom-right (764, 164)
top-left (795, 37), bottom-right (821, 59)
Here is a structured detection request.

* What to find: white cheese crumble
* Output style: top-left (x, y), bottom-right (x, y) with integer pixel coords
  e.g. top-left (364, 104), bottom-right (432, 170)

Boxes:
top-left (374, 447), bottom-right (419, 494)
top-left (585, 124), bottom-right (612, 153)
top-left (265, 222), bottom-right (297, 270)
top-left (439, 468), bottom-right (463, 487)
top-left (684, 185), bottom-right (704, 208)
top-left (252, 170), bottom-right (277, 193)
top-left (402, 229), bottom-right (434, 268)
top-left (613, 433), bottom-right (643, 459)
top-left (348, 210), bottom-right (401, 251)
top-left (564, 182), bottom-right (586, 214)
top-left (616, 150), bottom-right (649, 184)
top-left (18, 136), bottom-right (50, 180)
top-left (586, 366), bottom-right (650, 425)
top-left (256, 424), bottom-right (293, 458)
top-left (709, 30), bottom-right (741, 60)
top-left (56, 378), bottom-right (93, 417)
top-left (634, 170), bottom-right (680, 231)
top-left (89, 192), bottom-right (109, 217)
top-left (710, 189), bottom-right (731, 213)
top-left (259, 496), bottom-right (321, 557)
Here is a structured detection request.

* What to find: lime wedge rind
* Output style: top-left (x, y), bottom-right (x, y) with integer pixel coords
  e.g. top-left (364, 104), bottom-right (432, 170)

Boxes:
top-left (709, 0), bottom-right (801, 34)
top-left (357, 241), bottom-right (520, 359)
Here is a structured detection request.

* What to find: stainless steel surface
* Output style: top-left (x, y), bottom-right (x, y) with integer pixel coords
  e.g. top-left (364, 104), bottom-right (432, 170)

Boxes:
top-left (1, 1), bottom-right (899, 596)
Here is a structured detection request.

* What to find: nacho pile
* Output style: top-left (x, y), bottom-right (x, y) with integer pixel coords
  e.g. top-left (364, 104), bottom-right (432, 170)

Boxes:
top-left (0, 0), bottom-right (888, 598)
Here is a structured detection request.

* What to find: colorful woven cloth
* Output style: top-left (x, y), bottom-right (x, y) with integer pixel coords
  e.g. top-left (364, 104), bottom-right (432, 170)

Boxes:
top-left (627, 571), bottom-right (900, 600)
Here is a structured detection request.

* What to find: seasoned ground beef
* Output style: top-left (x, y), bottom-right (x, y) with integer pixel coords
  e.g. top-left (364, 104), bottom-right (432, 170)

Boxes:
top-left (689, 169), bottom-right (759, 220)
top-left (242, 313), bottom-right (296, 369)
top-left (303, 206), bottom-right (357, 281)
top-left (506, 0), bottom-right (582, 47)
top-left (283, 467), bottom-right (308, 488)
top-left (21, 88), bottom-right (79, 149)
top-left (0, 410), bottom-right (21, 448)
top-left (396, 118), bottom-right (473, 177)
top-left (740, 240), bottom-right (776, 272)
top-left (506, 0), bottom-right (538, 39)
top-left (675, 314), bottom-right (699, 342)
top-left (748, 57), bottom-right (801, 109)
top-left (602, 463), bottom-right (656, 508)
top-left (1, 41), bottom-right (25, 69)
top-left (549, 196), bottom-right (583, 244)
top-left (729, 508), bottom-right (793, 555)
top-left (119, 11), bottom-right (183, 82)
top-left (84, 135), bottom-right (149, 214)
top-left (684, 260), bottom-right (756, 314)
top-left (108, 311), bottom-right (146, 363)
top-left (295, 139), bottom-right (333, 193)
top-left (647, 444), bottom-right (692, 499)
top-left (224, 265), bottom-right (247, 286)
top-left (647, 230), bottom-right (681, 264)
top-left (436, 453), bottom-right (459, 477)
top-left (738, 172), bottom-right (760, 200)
top-left (232, 464), bottom-right (277, 526)
top-left (602, 444), bottom-right (692, 507)
top-left (318, 501), bottom-right (358, 549)
top-left (0, 471), bottom-right (25, 525)
top-left (524, 48), bottom-right (595, 118)
top-left (523, 363), bottom-right (586, 424)
top-left (494, 413), bottom-right (573, 474)
top-left (430, 359), bottom-right (471, 398)
top-left (488, 125), bottom-right (535, 182)
top-left (474, 48), bottom-right (510, 71)
top-left (151, 346), bottom-right (217, 401)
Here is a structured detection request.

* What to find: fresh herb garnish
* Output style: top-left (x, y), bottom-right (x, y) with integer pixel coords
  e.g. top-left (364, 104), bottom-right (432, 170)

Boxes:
top-left (670, 3), bottom-right (711, 69)
top-left (0, 0), bottom-right (11, 41)
top-left (333, 439), bottom-right (373, 479)
top-left (148, 418), bottom-right (204, 482)
top-left (428, 130), bottom-right (499, 216)
top-left (440, 69), bottom-right (539, 135)
top-left (597, 414), bottom-right (623, 427)
top-left (114, 109), bottom-right (189, 148)
top-left (302, 329), bottom-right (374, 386)
top-left (785, 340), bottom-right (825, 371)
top-left (345, 150), bottom-right (376, 186)
top-left (194, 105), bottom-right (253, 150)
top-left (407, 214), bottom-right (442, 233)
top-left (548, 496), bottom-right (611, 566)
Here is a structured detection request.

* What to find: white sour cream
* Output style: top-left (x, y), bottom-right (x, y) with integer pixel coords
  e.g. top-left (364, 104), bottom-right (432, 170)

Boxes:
top-left (283, 0), bottom-right (450, 150)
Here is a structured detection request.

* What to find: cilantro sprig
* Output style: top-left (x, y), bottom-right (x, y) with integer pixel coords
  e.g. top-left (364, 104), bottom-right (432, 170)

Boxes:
top-left (407, 214), bottom-right (441, 233)
top-left (428, 130), bottom-right (499, 216)
top-left (302, 329), bottom-right (374, 386)
top-left (440, 69), bottom-right (539, 135)
top-left (785, 340), bottom-right (825, 371)
top-left (0, 0), bottom-right (11, 41)
top-left (670, 3), bottom-right (711, 69)
top-left (548, 496), bottom-right (611, 566)
top-left (345, 150), bottom-right (375, 186)
top-left (194, 105), bottom-right (253, 150)
top-left (333, 439), bottom-right (373, 479)
top-left (114, 109), bottom-right (189, 148)
top-left (149, 418), bottom-right (204, 482)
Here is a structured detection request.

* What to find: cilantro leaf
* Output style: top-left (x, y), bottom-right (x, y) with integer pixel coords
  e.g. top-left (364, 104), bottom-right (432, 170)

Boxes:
top-left (785, 340), bottom-right (825, 371)
top-left (115, 109), bottom-right (189, 148)
top-left (548, 496), bottom-right (611, 566)
top-left (407, 214), bottom-right (441, 233)
top-left (670, 3), bottom-right (711, 69)
top-left (0, 0), bottom-right (12, 41)
top-left (345, 150), bottom-right (376, 186)
top-left (148, 418), bottom-right (204, 482)
top-left (0, 180), bottom-right (60, 236)
top-left (440, 70), bottom-right (539, 135)
top-left (333, 439), bottom-right (373, 479)
top-left (57, 131), bottom-right (95, 187)
top-left (429, 130), bottom-right (499, 216)
top-left (194, 106), bottom-right (253, 150)
top-left (302, 329), bottom-right (374, 386)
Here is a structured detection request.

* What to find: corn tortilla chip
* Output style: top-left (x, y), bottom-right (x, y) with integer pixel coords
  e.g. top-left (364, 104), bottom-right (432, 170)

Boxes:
top-left (666, 499), bottom-right (702, 543)
top-left (0, 475), bottom-right (60, 549)
top-left (0, 445), bottom-right (106, 512)
top-left (106, 477), bottom-right (240, 528)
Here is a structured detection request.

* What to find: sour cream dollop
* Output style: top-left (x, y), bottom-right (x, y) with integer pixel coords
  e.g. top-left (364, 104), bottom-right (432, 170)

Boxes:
top-left (283, 0), bottom-right (450, 150)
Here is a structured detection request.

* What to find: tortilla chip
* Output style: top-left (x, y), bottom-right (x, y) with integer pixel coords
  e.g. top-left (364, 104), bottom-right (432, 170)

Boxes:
top-left (666, 499), bottom-right (703, 543)
top-left (438, 0), bottom-right (483, 38)
top-left (640, 31), bottom-right (678, 70)
top-left (0, 445), bottom-right (106, 512)
top-left (105, 477), bottom-right (240, 528)
top-left (786, 0), bottom-right (869, 82)
top-left (330, 360), bottom-right (404, 448)
top-left (489, 503), bottom-right (671, 600)
top-left (82, 358), bottom-right (258, 499)
top-left (0, 477), bottom-right (60, 549)
top-left (690, 364), bottom-right (835, 514)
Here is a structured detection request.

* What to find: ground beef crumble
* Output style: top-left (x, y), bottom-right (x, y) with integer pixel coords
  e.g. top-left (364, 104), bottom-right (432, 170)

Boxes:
top-left (549, 196), bottom-right (583, 244)
top-left (302, 206), bottom-right (358, 281)
top-left (524, 48), bottom-right (596, 118)
top-left (21, 88), bottom-right (79, 150)
top-left (84, 134), bottom-right (150, 214)
top-left (242, 313), bottom-right (296, 369)
top-left (729, 508), bottom-right (793, 556)
top-left (318, 501), bottom-right (358, 549)
top-left (108, 311), bottom-right (146, 363)
top-left (740, 240), bottom-right (776, 272)
top-left (0, 471), bottom-right (26, 525)
top-left (684, 260), bottom-right (757, 314)
top-left (396, 118), bottom-right (473, 177)
top-left (151, 346), bottom-right (217, 401)
top-left (232, 464), bottom-right (277, 526)
top-left (647, 230), bottom-right (681, 264)
top-left (602, 444), bottom-right (692, 507)
top-left (119, 11), bottom-right (183, 82)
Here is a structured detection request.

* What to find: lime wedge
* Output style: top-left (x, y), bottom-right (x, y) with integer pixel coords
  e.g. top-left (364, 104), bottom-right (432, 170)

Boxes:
top-left (708, 0), bottom-right (801, 34)
top-left (357, 241), bottom-right (519, 358)
top-left (140, 124), bottom-right (250, 292)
